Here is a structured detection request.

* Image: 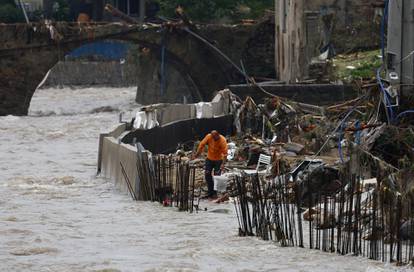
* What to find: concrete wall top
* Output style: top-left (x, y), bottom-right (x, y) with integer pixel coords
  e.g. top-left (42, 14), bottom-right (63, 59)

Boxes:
top-left (133, 89), bottom-right (232, 129)
top-left (101, 89), bottom-right (231, 142)
top-left (157, 104), bottom-right (196, 126)
top-left (108, 123), bottom-right (127, 138)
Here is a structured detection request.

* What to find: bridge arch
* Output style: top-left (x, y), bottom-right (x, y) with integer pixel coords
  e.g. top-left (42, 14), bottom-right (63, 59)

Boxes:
top-left (0, 22), bottom-right (269, 116)
top-left (35, 39), bottom-right (206, 105)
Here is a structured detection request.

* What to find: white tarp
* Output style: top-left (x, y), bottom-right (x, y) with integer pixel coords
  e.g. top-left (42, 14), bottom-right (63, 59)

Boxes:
top-left (133, 110), bottom-right (159, 129)
top-left (195, 102), bottom-right (213, 119)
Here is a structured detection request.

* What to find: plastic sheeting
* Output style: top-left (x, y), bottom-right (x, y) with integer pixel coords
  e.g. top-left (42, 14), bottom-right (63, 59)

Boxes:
top-left (195, 102), bottom-right (213, 119)
top-left (133, 111), bottom-right (159, 129)
top-left (132, 89), bottom-right (232, 129)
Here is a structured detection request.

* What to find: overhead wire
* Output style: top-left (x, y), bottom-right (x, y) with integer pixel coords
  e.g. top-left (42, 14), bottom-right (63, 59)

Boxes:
top-left (181, 26), bottom-right (282, 99)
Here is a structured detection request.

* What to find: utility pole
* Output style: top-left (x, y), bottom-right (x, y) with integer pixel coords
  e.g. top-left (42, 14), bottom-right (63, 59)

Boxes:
top-left (387, 0), bottom-right (414, 103)
top-left (139, 0), bottom-right (146, 23)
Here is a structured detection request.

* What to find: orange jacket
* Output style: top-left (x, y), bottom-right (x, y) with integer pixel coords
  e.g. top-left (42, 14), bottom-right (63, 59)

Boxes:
top-left (197, 134), bottom-right (228, 161)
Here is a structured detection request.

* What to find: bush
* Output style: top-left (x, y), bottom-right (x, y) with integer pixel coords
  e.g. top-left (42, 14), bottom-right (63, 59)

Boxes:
top-left (349, 57), bottom-right (382, 79)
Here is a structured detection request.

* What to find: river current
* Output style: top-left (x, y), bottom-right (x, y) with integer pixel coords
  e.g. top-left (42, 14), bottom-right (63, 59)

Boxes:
top-left (0, 87), bottom-right (407, 271)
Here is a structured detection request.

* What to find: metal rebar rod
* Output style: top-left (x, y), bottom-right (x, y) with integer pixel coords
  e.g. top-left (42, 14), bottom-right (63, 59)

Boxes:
top-left (120, 162), bottom-right (137, 201)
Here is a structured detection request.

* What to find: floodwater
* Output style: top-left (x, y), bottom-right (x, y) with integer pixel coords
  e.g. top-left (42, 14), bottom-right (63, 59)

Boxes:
top-left (0, 87), bottom-right (409, 271)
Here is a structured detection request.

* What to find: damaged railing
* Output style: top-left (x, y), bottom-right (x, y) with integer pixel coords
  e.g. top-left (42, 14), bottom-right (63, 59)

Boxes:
top-left (233, 150), bottom-right (414, 266)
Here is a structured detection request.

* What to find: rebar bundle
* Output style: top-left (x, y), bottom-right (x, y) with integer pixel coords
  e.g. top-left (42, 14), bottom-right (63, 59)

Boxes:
top-left (233, 168), bottom-right (414, 266)
top-left (126, 146), bottom-right (199, 213)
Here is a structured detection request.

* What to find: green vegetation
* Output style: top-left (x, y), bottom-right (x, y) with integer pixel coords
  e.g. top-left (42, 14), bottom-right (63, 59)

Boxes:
top-left (332, 49), bottom-right (382, 82)
top-left (52, 0), bottom-right (70, 21)
top-left (0, 0), bottom-right (17, 6)
top-left (0, 0), bottom-right (69, 22)
top-left (157, 0), bottom-right (273, 23)
top-left (0, 0), bottom-right (24, 23)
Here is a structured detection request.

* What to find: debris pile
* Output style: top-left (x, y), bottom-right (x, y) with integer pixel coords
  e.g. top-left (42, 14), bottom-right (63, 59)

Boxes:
top-left (226, 82), bottom-right (414, 266)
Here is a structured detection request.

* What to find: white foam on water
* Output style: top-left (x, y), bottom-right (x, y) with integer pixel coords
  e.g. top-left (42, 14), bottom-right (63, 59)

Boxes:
top-left (0, 87), bottom-right (409, 271)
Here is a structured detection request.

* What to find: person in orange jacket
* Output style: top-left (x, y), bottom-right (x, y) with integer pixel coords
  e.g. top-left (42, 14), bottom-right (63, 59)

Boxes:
top-left (193, 130), bottom-right (228, 199)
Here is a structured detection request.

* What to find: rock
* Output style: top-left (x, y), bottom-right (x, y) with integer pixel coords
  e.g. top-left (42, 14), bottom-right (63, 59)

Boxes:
top-left (285, 151), bottom-right (298, 157)
top-left (283, 142), bottom-right (304, 154)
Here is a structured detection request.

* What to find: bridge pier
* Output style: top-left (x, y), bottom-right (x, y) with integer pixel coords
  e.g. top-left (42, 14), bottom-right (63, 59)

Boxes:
top-left (0, 49), bottom-right (60, 115)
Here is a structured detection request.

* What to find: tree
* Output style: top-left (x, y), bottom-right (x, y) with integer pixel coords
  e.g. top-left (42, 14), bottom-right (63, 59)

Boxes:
top-left (243, 0), bottom-right (273, 19)
top-left (0, 0), bottom-right (17, 5)
top-left (52, 0), bottom-right (70, 21)
top-left (0, 0), bottom-right (24, 23)
top-left (157, 0), bottom-right (273, 23)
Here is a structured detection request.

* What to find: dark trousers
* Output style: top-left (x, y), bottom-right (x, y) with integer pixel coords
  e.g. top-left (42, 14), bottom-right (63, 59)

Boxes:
top-left (205, 159), bottom-right (223, 196)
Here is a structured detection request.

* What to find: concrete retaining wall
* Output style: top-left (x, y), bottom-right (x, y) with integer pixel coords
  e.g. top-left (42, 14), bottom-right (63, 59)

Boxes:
top-left (135, 90), bottom-right (232, 129)
top-left (97, 123), bottom-right (127, 174)
top-left (101, 136), bottom-right (139, 195)
top-left (99, 90), bottom-right (233, 195)
top-left (146, 104), bottom-right (196, 126)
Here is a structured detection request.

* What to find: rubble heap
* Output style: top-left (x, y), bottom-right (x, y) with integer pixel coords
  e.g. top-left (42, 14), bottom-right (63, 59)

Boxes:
top-left (226, 82), bottom-right (414, 267)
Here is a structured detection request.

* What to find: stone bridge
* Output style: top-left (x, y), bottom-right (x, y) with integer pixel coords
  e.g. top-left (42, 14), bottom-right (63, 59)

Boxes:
top-left (0, 20), bottom-right (275, 116)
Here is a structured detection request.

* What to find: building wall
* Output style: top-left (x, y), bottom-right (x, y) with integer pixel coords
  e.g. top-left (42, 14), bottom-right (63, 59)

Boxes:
top-left (42, 40), bottom-right (139, 88)
top-left (22, 0), bottom-right (43, 11)
top-left (42, 60), bottom-right (138, 87)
